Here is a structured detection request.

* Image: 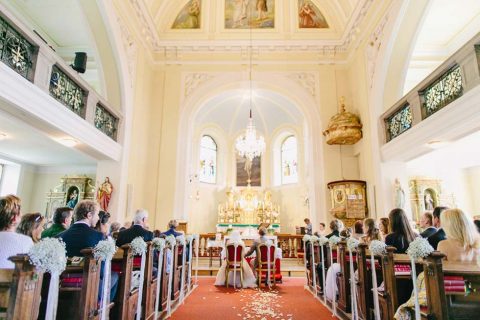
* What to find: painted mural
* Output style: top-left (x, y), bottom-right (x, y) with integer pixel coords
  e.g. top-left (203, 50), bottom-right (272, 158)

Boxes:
top-left (172, 0), bottom-right (201, 29)
top-left (225, 0), bottom-right (275, 29)
top-left (298, 0), bottom-right (328, 28)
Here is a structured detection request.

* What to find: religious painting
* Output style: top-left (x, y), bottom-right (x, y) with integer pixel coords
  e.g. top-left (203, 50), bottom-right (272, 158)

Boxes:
top-left (236, 155), bottom-right (261, 186)
top-left (66, 186), bottom-right (79, 209)
top-left (172, 0), bottom-right (201, 29)
top-left (225, 0), bottom-right (275, 29)
top-left (298, 0), bottom-right (329, 28)
top-left (281, 136), bottom-right (298, 184)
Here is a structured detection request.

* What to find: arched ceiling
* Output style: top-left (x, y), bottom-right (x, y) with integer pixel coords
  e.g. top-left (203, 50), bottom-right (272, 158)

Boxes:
top-left (116, 0), bottom-right (390, 62)
top-left (195, 88), bottom-right (303, 137)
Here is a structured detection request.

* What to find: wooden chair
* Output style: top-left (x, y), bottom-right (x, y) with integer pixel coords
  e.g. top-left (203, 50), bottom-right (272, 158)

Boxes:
top-left (256, 244), bottom-right (276, 287)
top-left (0, 255), bottom-right (43, 320)
top-left (225, 244), bottom-right (243, 288)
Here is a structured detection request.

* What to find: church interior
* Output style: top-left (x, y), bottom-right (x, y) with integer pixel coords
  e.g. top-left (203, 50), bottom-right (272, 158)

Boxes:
top-left (0, 0), bottom-right (480, 319)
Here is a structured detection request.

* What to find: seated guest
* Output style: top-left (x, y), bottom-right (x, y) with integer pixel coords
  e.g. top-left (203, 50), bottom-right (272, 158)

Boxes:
top-left (153, 229), bottom-right (161, 238)
top-left (161, 219), bottom-right (182, 237)
top-left (395, 209), bottom-right (480, 319)
top-left (17, 213), bottom-right (45, 243)
top-left (244, 227), bottom-right (268, 269)
top-left (0, 195), bottom-right (34, 269)
top-left (58, 200), bottom-right (104, 257)
top-left (419, 211), bottom-right (436, 238)
top-left (109, 221), bottom-right (121, 235)
top-left (41, 207), bottom-right (73, 238)
top-left (352, 220), bottom-right (364, 240)
top-left (325, 219), bottom-right (343, 238)
top-left (361, 218), bottom-right (381, 245)
top-left (58, 200), bottom-right (118, 300)
top-left (116, 209), bottom-right (153, 246)
top-left (95, 211), bottom-right (111, 238)
top-left (385, 208), bottom-right (417, 254)
top-left (427, 206), bottom-right (449, 250)
top-left (437, 209), bottom-right (480, 262)
top-left (314, 222), bottom-right (326, 236)
top-left (378, 217), bottom-right (390, 240)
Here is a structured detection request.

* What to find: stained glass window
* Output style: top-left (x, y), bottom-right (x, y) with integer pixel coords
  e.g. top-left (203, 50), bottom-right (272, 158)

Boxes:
top-left (199, 135), bottom-right (217, 184)
top-left (281, 136), bottom-right (298, 184)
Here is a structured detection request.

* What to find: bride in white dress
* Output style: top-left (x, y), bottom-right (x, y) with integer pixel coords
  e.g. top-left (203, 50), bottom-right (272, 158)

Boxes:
top-left (214, 231), bottom-right (257, 288)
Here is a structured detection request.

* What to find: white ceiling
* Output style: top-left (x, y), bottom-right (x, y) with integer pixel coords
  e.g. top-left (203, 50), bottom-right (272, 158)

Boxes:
top-left (407, 130), bottom-right (480, 172)
top-left (0, 107), bottom-right (96, 166)
top-left (195, 88), bottom-right (303, 137)
top-left (403, 0), bottom-right (480, 93)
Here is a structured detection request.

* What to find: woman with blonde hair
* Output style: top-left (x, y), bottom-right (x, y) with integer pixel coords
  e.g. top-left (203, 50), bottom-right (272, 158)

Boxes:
top-left (361, 218), bottom-right (381, 245)
top-left (378, 217), bottom-right (390, 240)
top-left (438, 209), bottom-right (480, 262)
top-left (17, 212), bottom-right (45, 243)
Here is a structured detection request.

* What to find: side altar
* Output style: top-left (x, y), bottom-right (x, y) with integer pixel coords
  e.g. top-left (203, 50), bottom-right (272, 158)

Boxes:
top-left (216, 187), bottom-right (281, 231)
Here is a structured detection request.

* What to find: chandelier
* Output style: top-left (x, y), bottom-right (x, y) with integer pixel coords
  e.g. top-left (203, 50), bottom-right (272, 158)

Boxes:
top-left (235, 110), bottom-right (265, 161)
top-left (235, 12), bottom-right (265, 162)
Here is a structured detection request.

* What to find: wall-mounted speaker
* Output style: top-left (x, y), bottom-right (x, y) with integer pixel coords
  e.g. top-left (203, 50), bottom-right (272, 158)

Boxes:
top-left (71, 52), bottom-right (87, 73)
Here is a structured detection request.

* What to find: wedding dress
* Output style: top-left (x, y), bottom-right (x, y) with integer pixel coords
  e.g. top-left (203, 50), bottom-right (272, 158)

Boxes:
top-left (214, 234), bottom-right (257, 288)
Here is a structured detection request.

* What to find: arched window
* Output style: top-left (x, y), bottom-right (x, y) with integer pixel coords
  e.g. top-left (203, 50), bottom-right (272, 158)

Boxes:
top-left (199, 135), bottom-right (217, 184)
top-left (281, 136), bottom-right (298, 184)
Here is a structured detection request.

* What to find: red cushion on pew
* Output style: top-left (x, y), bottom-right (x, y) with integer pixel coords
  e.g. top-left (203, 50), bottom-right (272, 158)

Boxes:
top-left (346, 255), bottom-right (357, 263)
top-left (366, 260), bottom-right (381, 270)
top-left (133, 256), bottom-right (142, 268)
top-left (61, 273), bottom-right (83, 288)
top-left (394, 264), bottom-right (411, 275)
top-left (111, 262), bottom-right (122, 273)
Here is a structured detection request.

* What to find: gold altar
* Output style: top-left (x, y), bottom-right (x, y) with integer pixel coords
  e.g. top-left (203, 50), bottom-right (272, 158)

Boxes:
top-left (217, 187), bottom-right (280, 224)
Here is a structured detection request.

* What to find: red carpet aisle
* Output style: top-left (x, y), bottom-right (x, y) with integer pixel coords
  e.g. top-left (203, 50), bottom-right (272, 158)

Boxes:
top-left (171, 277), bottom-right (337, 320)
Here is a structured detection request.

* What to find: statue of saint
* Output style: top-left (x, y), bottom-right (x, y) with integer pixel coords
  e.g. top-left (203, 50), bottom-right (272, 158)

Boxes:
top-left (97, 177), bottom-right (113, 211)
top-left (66, 189), bottom-right (78, 209)
top-left (394, 178), bottom-right (405, 209)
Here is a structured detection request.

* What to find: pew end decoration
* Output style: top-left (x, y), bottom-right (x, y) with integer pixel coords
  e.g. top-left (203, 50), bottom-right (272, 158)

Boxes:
top-left (152, 237), bottom-right (166, 320)
top-left (130, 237), bottom-right (147, 320)
top-left (28, 238), bottom-right (67, 320)
top-left (302, 235), bottom-right (311, 286)
top-left (94, 239), bottom-right (117, 320)
top-left (165, 235), bottom-right (176, 316)
top-left (368, 240), bottom-right (387, 320)
top-left (328, 235), bottom-right (341, 316)
top-left (309, 236), bottom-right (319, 295)
top-left (176, 235), bottom-right (188, 303)
top-left (318, 236), bottom-right (328, 303)
top-left (347, 238), bottom-right (360, 320)
top-left (407, 238), bottom-right (434, 320)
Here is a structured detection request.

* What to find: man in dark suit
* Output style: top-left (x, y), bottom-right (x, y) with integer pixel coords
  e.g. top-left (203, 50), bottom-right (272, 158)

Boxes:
top-left (245, 227), bottom-right (268, 269)
top-left (161, 219), bottom-right (182, 237)
top-left (58, 200), bottom-right (118, 300)
top-left (419, 211), bottom-right (437, 238)
top-left (58, 200), bottom-right (104, 257)
top-left (427, 206), bottom-right (448, 250)
top-left (116, 209), bottom-right (153, 247)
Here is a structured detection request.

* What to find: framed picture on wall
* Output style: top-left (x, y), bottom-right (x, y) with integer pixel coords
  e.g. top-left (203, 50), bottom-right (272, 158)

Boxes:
top-left (236, 154), bottom-right (261, 187)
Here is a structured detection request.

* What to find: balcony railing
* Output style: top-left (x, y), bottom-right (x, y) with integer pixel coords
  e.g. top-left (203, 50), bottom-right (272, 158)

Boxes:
top-left (0, 9), bottom-right (121, 142)
top-left (382, 33), bottom-right (480, 143)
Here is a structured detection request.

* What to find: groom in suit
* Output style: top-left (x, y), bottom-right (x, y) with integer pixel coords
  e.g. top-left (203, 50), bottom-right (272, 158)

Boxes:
top-left (245, 227), bottom-right (268, 270)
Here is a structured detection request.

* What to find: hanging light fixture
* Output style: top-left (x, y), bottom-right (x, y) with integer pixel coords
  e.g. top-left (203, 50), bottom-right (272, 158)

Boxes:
top-left (235, 11), bottom-right (265, 162)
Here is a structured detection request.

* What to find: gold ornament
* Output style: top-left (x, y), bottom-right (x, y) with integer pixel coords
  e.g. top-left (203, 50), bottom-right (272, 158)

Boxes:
top-left (323, 97), bottom-right (363, 145)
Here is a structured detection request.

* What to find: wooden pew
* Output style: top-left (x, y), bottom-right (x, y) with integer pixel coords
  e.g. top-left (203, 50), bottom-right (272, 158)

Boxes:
top-left (172, 244), bottom-right (182, 304)
top-left (0, 255), bottom-right (43, 320)
top-left (142, 242), bottom-right (157, 320)
top-left (112, 244), bottom-right (139, 320)
top-left (158, 248), bottom-right (169, 313)
top-left (48, 248), bottom-right (103, 320)
top-left (337, 241), bottom-right (356, 316)
top-left (356, 243), bottom-right (383, 320)
top-left (313, 243), bottom-right (323, 296)
top-left (422, 252), bottom-right (480, 320)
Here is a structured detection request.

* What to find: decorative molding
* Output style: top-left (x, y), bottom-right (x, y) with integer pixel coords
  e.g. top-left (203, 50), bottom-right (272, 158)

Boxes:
top-left (128, 0), bottom-right (161, 49)
top-left (116, 16), bottom-right (137, 88)
top-left (287, 73), bottom-right (317, 97)
top-left (184, 73), bottom-right (214, 97)
top-left (366, 13), bottom-right (389, 88)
